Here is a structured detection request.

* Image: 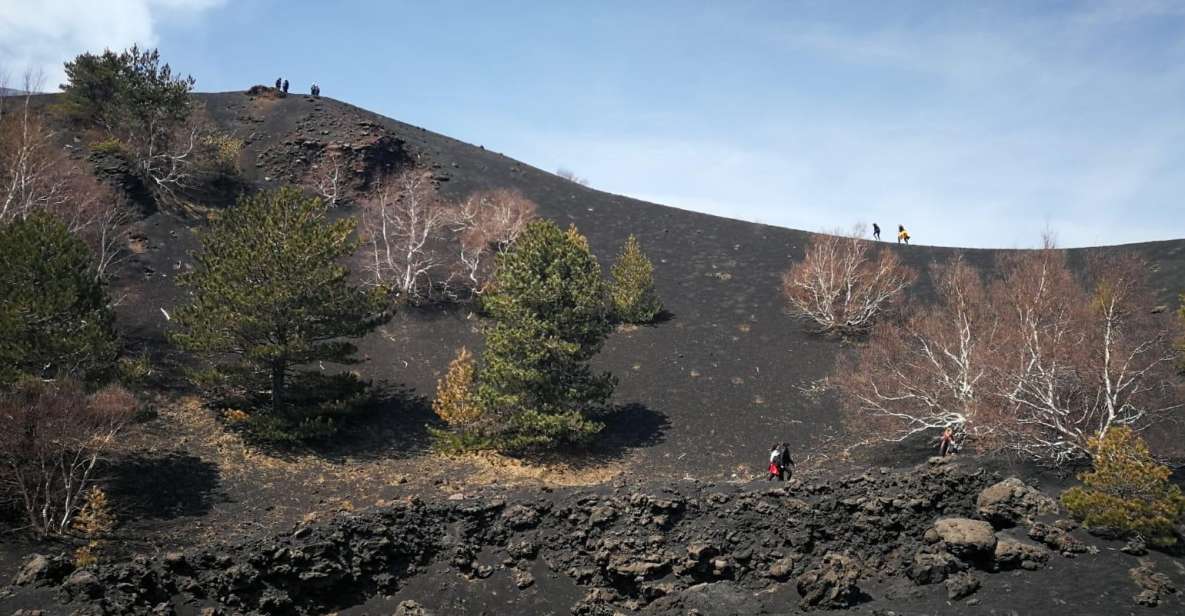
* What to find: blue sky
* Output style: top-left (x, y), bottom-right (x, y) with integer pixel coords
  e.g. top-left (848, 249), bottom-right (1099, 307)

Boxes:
top-left (3, 0), bottom-right (1185, 248)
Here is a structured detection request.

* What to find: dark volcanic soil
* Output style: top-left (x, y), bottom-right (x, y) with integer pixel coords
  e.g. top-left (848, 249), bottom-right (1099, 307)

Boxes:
top-left (2, 90), bottom-right (1184, 615)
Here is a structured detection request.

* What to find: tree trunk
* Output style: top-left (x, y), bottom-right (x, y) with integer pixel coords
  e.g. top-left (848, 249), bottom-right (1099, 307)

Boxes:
top-left (271, 362), bottom-right (285, 415)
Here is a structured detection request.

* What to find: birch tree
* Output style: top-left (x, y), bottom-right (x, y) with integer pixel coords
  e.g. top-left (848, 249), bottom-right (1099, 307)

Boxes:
top-left (783, 229), bottom-right (916, 336)
top-left (359, 169), bottom-right (449, 302)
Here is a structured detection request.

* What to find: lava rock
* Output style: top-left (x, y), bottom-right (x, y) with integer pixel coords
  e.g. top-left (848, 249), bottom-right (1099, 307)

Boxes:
top-left (12, 554), bottom-right (69, 587)
top-left (977, 478), bottom-right (1058, 528)
top-left (796, 552), bottom-right (863, 610)
top-left (993, 538), bottom-right (1050, 571)
top-left (945, 571), bottom-right (981, 600)
top-left (932, 518), bottom-right (997, 560)
top-left (909, 549), bottom-right (964, 584)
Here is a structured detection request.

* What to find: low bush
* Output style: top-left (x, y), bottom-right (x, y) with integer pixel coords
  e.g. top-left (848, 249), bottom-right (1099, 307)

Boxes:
top-left (1061, 427), bottom-right (1185, 546)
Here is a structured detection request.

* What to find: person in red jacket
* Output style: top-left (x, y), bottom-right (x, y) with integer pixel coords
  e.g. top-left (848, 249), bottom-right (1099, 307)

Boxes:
top-left (766, 444), bottom-right (783, 481)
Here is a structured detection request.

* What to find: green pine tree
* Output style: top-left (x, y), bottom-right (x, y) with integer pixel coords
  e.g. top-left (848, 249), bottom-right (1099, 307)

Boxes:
top-left (1061, 426), bottom-right (1185, 546)
top-left (170, 187), bottom-right (388, 417)
top-left (476, 221), bottom-right (616, 450)
top-left (609, 234), bottom-right (662, 324)
top-left (0, 213), bottom-right (117, 386)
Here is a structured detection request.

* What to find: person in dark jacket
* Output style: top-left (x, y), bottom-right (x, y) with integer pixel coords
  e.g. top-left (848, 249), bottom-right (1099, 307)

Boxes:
top-left (873, 223), bottom-right (881, 241)
top-left (779, 442), bottom-right (794, 481)
top-left (282, 79), bottom-right (289, 93)
top-left (275, 77), bottom-right (282, 89)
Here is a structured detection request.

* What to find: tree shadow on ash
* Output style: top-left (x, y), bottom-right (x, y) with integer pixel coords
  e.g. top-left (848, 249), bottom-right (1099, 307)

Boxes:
top-left (527, 402), bottom-right (671, 470)
top-left (104, 452), bottom-right (227, 521)
top-left (257, 383), bottom-right (441, 463)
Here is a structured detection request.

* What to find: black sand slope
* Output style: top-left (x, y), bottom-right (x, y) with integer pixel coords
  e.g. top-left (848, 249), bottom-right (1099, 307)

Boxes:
top-left (96, 91), bottom-right (1185, 479)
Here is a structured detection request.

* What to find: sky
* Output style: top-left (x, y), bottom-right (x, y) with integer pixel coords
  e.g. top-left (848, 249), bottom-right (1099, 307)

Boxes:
top-left (2, 0), bottom-right (1185, 248)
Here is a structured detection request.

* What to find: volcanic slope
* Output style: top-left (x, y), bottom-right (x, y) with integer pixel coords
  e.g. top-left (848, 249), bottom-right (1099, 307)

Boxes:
top-left (105, 91), bottom-right (1185, 478)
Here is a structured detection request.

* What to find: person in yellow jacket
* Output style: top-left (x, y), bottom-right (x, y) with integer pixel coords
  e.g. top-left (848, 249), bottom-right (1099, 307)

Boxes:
top-left (897, 225), bottom-right (910, 245)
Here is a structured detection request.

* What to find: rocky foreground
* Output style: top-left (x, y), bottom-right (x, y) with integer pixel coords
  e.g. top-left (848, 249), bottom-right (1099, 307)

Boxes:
top-left (3, 458), bottom-right (1182, 615)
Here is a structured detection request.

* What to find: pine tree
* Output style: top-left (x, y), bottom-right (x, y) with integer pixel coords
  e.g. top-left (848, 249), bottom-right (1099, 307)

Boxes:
top-left (0, 212), bottom-right (117, 385)
top-left (170, 187), bottom-right (388, 416)
top-left (609, 234), bottom-right (662, 324)
top-left (1061, 427), bottom-right (1185, 546)
top-left (476, 220), bottom-right (615, 450)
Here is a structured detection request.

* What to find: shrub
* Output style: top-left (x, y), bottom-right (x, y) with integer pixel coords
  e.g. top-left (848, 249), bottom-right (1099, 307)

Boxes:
top-left (475, 221), bottom-right (615, 451)
top-left (433, 347), bottom-right (482, 427)
top-left (1061, 427), bottom-right (1185, 546)
top-left (0, 381), bottom-right (135, 536)
top-left (88, 137), bottom-right (129, 157)
top-left (203, 133), bottom-right (243, 173)
top-left (72, 485), bottom-right (115, 566)
top-left (609, 235), bottom-right (662, 324)
top-left (0, 212), bottom-right (118, 386)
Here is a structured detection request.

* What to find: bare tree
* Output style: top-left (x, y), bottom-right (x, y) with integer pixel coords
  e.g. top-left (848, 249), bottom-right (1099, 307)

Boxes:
top-left (783, 229), bottom-right (916, 336)
top-left (0, 71), bottom-right (68, 223)
top-left (837, 257), bottom-right (1004, 444)
top-left (0, 382), bottom-right (136, 537)
top-left (358, 169), bottom-right (449, 302)
top-left (556, 167), bottom-right (589, 186)
top-left (838, 241), bottom-right (1182, 464)
top-left (994, 250), bottom-right (1182, 463)
top-left (0, 71), bottom-right (133, 281)
top-left (311, 147), bottom-right (346, 206)
top-left (448, 188), bottom-right (537, 295)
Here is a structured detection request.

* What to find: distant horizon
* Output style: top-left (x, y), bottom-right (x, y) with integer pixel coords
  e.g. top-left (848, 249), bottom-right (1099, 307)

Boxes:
top-left (4, 1), bottom-right (1185, 249)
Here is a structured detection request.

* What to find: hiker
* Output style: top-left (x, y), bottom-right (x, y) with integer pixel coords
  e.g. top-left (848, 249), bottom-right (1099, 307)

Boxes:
top-left (311, 83), bottom-right (319, 97)
top-left (275, 77), bottom-right (282, 89)
top-left (779, 442), bottom-right (795, 481)
top-left (939, 427), bottom-right (955, 457)
top-left (282, 79), bottom-right (289, 93)
top-left (767, 444), bottom-right (783, 481)
top-left (873, 223), bottom-right (881, 241)
top-left (897, 224), bottom-right (910, 245)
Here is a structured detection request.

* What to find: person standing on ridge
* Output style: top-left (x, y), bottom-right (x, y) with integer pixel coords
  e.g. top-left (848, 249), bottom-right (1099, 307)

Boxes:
top-left (282, 79), bottom-right (289, 94)
top-left (767, 444), bottom-right (783, 481)
top-left (897, 225), bottom-right (910, 245)
top-left (275, 77), bottom-right (282, 89)
top-left (873, 223), bottom-right (881, 241)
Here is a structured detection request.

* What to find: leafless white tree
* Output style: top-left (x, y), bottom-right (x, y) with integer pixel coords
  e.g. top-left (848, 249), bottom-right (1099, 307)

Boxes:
top-left (312, 147), bottom-right (346, 206)
top-left (0, 70), bottom-right (133, 281)
top-left (358, 169), bottom-right (449, 302)
top-left (447, 188), bottom-right (537, 295)
top-left (783, 228), bottom-right (916, 336)
top-left (836, 257), bottom-right (1003, 444)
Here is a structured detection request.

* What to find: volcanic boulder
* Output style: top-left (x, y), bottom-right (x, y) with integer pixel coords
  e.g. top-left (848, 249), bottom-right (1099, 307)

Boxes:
top-left (796, 552), bottom-right (863, 610)
top-left (976, 478), bottom-right (1058, 528)
top-left (932, 518), bottom-right (997, 560)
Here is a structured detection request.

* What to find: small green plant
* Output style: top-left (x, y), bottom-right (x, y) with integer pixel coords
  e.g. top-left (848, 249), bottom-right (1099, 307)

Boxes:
top-left (430, 347), bottom-right (488, 451)
top-left (1061, 426), bottom-right (1185, 546)
top-left (609, 234), bottom-right (662, 324)
top-left (203, 133), bottom-right (243, 173)
top-left (89, 138), bottom-right (128, 157)
top-left (117, 350), bottom-right (154, 388)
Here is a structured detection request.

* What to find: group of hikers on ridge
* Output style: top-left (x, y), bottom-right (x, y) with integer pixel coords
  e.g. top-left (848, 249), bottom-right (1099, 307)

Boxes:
top-left (274, 77), bottom-right (322, 97)
top-left (871, 223), bottom-right (910, 245)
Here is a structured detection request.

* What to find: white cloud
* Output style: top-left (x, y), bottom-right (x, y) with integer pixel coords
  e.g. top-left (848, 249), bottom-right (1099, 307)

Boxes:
top-left (0, 0), bottom-right (222, 91)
